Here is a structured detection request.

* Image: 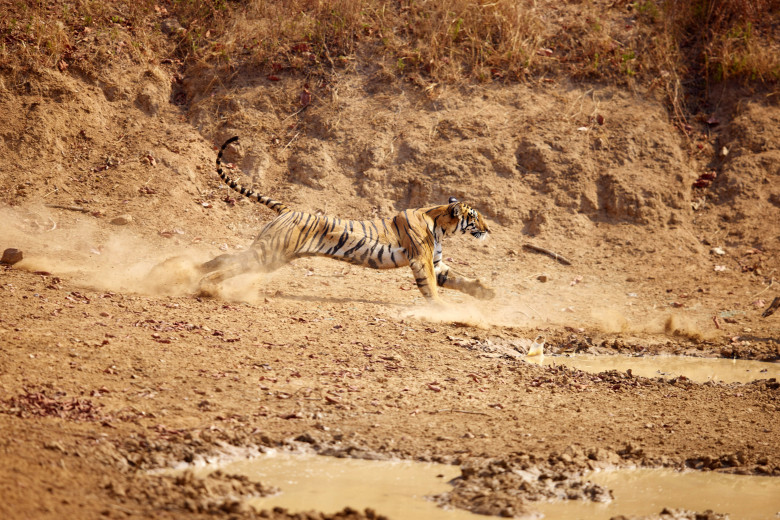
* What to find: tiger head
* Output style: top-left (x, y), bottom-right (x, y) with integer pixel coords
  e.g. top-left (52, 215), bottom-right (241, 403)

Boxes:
top-left (447, 197), bottom-right (491, 240)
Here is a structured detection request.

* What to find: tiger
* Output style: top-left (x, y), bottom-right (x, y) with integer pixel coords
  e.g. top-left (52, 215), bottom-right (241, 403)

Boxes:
top-left (197, 136), bottom-right (495, 303)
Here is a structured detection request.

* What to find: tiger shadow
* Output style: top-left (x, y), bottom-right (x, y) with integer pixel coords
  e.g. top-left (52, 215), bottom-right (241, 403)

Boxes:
top-left (268, 291), bottom-right (404, 308)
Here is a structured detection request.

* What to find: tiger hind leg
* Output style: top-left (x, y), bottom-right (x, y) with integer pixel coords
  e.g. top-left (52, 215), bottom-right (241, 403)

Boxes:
top-left (197, 249), bottom-right (264, 297)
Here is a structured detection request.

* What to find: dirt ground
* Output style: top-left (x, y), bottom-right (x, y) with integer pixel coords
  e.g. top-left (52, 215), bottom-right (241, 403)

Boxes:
top-left (1, 14), bottom-right (779, 520)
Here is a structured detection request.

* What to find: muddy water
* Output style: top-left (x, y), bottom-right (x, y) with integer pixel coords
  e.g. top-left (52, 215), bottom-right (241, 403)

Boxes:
top-left (183, 452), bottom-right (780, 520)
top-left (188, 451), bottom-right (479, 519)
top-left (531, 354), bottom-right (780, 383)
top-left (536, 468), bottom-right (780, 520)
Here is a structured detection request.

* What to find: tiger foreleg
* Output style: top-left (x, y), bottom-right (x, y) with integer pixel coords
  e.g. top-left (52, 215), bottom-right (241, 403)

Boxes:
top-left (408, 256), bottom-right (443, 303)
top-left (435, 262), bottom-right (495, 300)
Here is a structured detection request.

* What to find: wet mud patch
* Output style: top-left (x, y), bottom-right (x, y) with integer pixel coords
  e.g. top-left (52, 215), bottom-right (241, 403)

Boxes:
top-left (109, 470), bottom-right (277, 515)
top-left (608, 510), bottom-right (728, 520)
top-left (535, 354), bottom-right (780, 383)
top-left (105, 434), bottom-right (392, 518)
top-left (148, 444), bottom-right (780, 520)
top-left (175, 450), bottom-right (464, 519)
top-left (159, 447), bottom-right (616, 519)
top-left (456, 332), bottom-right (779, 365)
top-left (535, 468), bottom-right (780, 520)
top-left (431, 452), bottom-right (613, 517)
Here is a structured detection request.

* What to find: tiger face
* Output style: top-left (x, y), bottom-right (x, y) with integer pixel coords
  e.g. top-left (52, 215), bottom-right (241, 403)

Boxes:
top-left (448, 201), bottom-right (491, 240)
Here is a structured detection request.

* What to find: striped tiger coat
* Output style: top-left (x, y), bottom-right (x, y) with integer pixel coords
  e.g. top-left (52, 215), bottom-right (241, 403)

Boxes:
top-left (198, 136), bottom-right (495, 302)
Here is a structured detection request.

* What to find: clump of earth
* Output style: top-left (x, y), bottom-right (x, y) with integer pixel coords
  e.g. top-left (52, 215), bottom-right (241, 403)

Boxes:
top-left (0, 4), bottom-right (778, 520)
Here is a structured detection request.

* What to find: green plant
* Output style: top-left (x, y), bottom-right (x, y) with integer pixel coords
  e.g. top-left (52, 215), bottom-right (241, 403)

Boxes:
top-left (622, 50), bottom-right (637, 76)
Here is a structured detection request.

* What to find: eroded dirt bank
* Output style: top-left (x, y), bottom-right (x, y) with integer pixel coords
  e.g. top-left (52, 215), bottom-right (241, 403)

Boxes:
top-left (1, 6), bottom-right (780, 519)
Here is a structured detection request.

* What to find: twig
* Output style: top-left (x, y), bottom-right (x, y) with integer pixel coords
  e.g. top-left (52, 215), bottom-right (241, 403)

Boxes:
top-left (282, 131), bottom-right (301, 151)
top-left (280, 104), bottom-right (310, 124)
top-left (44, 204), bottom-right (90, 213)
top-left (522, 244), bottom-right (572, 266)
top-left (435, 409), bottom-right (489, 416)
top-left (520, 303), bottom-right (542, 319)
top-left (108, 504), bottom-right (141, 515)
top-left (751, 278), bottom-right (774, 298)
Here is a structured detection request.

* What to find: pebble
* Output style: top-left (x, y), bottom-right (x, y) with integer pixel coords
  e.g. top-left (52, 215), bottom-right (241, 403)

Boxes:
top-left (1, 248), bottom-right (23, 265)
top-left (110, 214), bottom-right (133, 225)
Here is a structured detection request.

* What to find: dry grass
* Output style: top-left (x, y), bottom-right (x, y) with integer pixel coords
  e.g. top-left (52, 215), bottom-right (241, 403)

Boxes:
top-left (366, 0), bottom-right (547, 82)
top-left (208, 0), bottom-right (546, 83)
top-left (660, 0), bottom-right (780, 84)
top-left (1, 1), bottom-right (777, 107)
top-left (0, 0), bottom-right (232, 74)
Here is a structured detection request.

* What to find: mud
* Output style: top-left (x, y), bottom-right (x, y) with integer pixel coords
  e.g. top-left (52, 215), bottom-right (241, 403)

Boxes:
top-left (177, 451), bottom-right (471, 519)
top-left (536, 468), bottom-right (780, 520)
top-left (164, 451), bottom-right (780, 519)
top-left (1, 3), bottom-right (779, 519)
top-left (533, 353), bottom-right (780, 383)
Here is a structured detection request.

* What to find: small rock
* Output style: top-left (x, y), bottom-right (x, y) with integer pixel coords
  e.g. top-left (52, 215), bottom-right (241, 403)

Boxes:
top-left (43, 440), bottom-right (66, 452)
top-left (110, 214), bottom-right (133, 225)
top-left (537, 274), bottom-right (549, 283)
top-left (711, 246), bottom-right (726, 255)
top-left (1, 248), bottom-right (23, 265)
top-left (160, 18), bottom-right (185, 35)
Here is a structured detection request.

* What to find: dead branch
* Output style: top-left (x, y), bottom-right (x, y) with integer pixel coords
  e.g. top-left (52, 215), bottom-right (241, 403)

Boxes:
top-left (435, 409), bottom-right (490, 416)
top-left (522, 244), bottom-right (572, 266)
top-left (44, 204), bottom-right (90, 213)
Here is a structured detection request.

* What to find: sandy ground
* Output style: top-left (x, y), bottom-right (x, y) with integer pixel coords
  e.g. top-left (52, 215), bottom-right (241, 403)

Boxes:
top-left (1, 15), bottom-right (779, 519)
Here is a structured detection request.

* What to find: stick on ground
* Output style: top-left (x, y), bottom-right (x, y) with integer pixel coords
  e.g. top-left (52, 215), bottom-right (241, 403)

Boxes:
top-left (44, 204), bottom-right (90, 213)
top-left (522, 244), bottom-right (572, 266)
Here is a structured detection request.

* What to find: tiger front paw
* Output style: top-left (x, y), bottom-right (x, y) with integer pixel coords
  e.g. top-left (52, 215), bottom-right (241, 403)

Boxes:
top-left (471, 280), bottom-right (495, 300)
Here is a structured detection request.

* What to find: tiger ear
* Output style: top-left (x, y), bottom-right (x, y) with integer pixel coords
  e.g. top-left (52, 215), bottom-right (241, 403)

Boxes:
top-left (448, 197), bottom-right (458, 203)
top-left (450, 203), bottom-right (462, 218)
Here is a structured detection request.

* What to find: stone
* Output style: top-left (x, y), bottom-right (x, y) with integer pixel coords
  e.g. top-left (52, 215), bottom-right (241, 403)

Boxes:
top-left (1, 248), bottom-right (23, 265)
top-left (110, 214), bottom-right (133, 225)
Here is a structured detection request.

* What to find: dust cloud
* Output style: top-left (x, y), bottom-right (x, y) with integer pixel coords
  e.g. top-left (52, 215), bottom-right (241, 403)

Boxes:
top-left (0, 205), bottom-right (714, 341)
top-left (0, 204), bottom-right (213, 296)
top-left (400, 302), bottom-right (492, 329)
top-left (399, 281), bottom-right (709, 343)
top-left (206, 272), bottom-right (270, 304)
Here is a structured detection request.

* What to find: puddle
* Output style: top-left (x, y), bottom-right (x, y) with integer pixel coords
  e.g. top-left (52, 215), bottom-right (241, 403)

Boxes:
top-left (535, 468), bottom-right (780, 520)
top-left (529, 354), bottom-right (780, 383)
top-left (177, 452), bottom-right (780, 520)
top-left (183, 451), bottom-right (480, 519)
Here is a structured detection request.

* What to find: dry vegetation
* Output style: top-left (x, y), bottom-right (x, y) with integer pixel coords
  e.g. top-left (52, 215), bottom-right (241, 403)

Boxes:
top-left (3, 1), bottom-right (778, 100)
top-left (2, 2), bottom-right (780, 520)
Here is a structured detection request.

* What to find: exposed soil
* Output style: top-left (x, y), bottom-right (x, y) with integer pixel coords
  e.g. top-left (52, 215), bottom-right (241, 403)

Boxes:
top-left (1, 9), bottom-right (779, 520)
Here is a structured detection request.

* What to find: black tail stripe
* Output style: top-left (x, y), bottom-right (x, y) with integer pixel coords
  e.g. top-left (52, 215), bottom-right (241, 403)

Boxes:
top-left (215, 136), bottom-right (288, 214)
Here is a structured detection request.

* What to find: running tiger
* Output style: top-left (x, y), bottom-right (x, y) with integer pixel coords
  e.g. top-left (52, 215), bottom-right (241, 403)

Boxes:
top-left (198, 136), bottom-right (495, 303)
